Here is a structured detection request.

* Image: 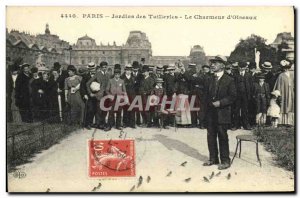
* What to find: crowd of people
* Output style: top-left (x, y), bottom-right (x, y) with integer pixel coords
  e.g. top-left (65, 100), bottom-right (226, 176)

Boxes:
top-left (6, 55), bottom-right (294, 170)
top-left (6, 56), bottom-right (294, 131)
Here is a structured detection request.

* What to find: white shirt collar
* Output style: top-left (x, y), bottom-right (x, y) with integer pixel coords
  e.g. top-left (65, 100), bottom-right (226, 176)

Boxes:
top-left (214, 71), bottom-right (224, 80)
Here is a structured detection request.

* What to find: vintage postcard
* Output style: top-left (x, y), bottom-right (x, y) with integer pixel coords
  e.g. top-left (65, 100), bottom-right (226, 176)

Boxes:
top-left (6, 6), bottom-right (295, 192)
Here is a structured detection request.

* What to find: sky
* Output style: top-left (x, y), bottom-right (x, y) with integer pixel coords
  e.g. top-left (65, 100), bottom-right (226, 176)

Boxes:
top-left (6, 6), bottom-right (294, 56)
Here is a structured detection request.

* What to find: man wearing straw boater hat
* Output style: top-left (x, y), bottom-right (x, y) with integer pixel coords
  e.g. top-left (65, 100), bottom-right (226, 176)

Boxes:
top-left (79, 62), bottom-right (97, 129)
top-left (87, 61), bottom-right (110, 129)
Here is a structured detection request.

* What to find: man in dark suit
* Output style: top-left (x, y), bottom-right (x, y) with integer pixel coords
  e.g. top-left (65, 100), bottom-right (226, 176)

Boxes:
top-left (197, 65), bottom-right (212, 129)
top-left (139, 65), bottom-right (155, 127)
top-left (121, 64), bottom-right (136, 128)
top-left (86, 61), bottom-right (110, 129)
top-left (80, 62), bottom-right (97, 129)
top-left (52, 62), bottom-right (68, 112)
top-left (15, 63), bottom-right (33, 123)
top-left (187, 63), bottom-right (200, 127)
top-left (164, 66), bottom-right (176, 126)
top-left (248, 62), bottom-right (258, 126)
top-left (203, 55), bottom-right (237, 170)
top-left (132, 61), bottom-right (144, 126)
top-left (232, 62), bottom-right (252, 130)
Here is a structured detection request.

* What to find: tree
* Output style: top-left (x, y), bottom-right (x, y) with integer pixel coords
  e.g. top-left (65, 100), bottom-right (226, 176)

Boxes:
top-left (228, 34), bottom-right (277, 65)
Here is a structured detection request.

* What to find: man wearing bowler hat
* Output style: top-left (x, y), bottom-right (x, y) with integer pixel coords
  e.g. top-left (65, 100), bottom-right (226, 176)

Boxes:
top-left (132, 61), bottom-right (143, 126)
top-left (203, 55), bottom-right (236, 170)
top-left (139, 65), bottom-right (155, 127)
top-left (232, 62), bottom-right (252, 130)
top-left (121, 64), bottom-right (136, 128)
top-left (105, 64), bottom-right (126, 131)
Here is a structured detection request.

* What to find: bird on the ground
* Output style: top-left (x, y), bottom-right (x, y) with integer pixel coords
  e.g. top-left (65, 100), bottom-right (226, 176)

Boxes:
top-left (96, 183), bottom-right (102, 189)
top-left (184, 177), bottom-right (191, 182)
top-left (216, 171), bottom-right (221, 177)
top-left (180, 161), bottom-right (187, 167)
top-left (46, 188), bottom-right (50, 192)
top-left (209, 171), bottom-right (214, 179)
top-left (147, 176), bottom-right (151, 183)
top-left (235, 172), bottom-right (237, 175)
top-left (203, 176), bottom-right (210, 182)
top-left (166, 171), bottom-right (172, 177)
top-left (137, 176), bottom-right (143, 188)
top-left (227, 173), bottom-right (231, 180)
top-left (91, 187), bottom-right (97, 192)
top-left (130, 185), bottom-right (135, 192)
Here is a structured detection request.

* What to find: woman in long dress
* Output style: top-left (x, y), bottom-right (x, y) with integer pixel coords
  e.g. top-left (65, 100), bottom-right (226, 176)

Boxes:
top-left (273, 60), bottom-right (294, 126)
top-left (64, 65), bottom-right (85, 125)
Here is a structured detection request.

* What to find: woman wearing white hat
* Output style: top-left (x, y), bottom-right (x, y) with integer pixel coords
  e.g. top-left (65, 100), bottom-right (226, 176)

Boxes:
top-left (273, 60), bottom-right (294, 126)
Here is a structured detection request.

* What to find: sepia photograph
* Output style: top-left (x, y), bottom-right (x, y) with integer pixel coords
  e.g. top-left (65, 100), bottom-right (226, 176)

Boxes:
top-left (5, 6), bottom-right (295, 193)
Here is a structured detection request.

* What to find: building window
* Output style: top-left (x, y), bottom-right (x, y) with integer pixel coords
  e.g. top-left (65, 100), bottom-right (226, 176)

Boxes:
top-left (82, 59), bottom-right (85, 65)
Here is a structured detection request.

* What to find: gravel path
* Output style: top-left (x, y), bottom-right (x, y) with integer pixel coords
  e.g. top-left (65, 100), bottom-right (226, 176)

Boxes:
top-left (8, 127), bottom-right (294, 192)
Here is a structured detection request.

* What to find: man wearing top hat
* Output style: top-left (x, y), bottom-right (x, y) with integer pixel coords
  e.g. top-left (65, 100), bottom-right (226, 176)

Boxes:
top-left (139, 65), bottom-right (155, 127)
top-left (121, 64), bottom-right (136, 128)
top-left (232, 62), bottom-right (252, 130)
top-left (203, 55), bottom-right (236, 170)
top-left (87, 61), bottom-right (110, 129)
top-left (80, 62), bottom-right (97, 129)
top-left (132, 61), bottom-right (144, 126)
top-left (104, 64), bottom-right (126, 131)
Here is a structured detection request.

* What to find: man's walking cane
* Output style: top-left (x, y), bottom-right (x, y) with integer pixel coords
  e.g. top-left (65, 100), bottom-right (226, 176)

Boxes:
top-left (58, 94), bottom-right (63, 122)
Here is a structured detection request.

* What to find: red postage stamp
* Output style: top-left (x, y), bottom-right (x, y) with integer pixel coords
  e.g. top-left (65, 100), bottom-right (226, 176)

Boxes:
top-left (88, 139), bottom-right (135, 177)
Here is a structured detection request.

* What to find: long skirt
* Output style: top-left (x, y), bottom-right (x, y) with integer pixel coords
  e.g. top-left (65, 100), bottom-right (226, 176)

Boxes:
top-left (174, 94), bottom-right (191, 125)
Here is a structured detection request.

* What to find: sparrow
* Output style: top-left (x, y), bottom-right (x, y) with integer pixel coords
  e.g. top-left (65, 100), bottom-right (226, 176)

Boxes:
top-left (147, 176), bottom-right (151, 183)
top-left (180, 161), bottom-right (187, 167)
top-left (227, 173), bottom-right (231, 180)
top-left (203, 176), bottom-right (210, 182)
top-left (184, 177), bottom-right (191, 182)
top-left (130, 185), bottom-right (135, 192)
top-left (166, 171), bottom-right (172, 177)
top-left (209, 171), bottom-right (214, 179)
top-left (137, 176), bottom-right (143, 188)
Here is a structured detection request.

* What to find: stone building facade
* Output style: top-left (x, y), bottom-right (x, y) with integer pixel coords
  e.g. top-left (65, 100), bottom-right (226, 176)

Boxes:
top-left (70, 30), bottom-right (152, 67)
top-left (6, 24), bottom-right (208, 71)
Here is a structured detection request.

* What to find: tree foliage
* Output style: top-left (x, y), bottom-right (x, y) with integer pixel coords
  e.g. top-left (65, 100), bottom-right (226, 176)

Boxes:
top-left (228, 34), bottom-right (277, 64)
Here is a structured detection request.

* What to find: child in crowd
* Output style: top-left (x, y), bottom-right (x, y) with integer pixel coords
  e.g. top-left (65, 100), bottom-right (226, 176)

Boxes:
top-left (267, 90), bottom-right (281, 128)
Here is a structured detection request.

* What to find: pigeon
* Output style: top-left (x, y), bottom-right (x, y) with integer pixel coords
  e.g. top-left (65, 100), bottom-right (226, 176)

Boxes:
top-left (166, 171), bottom-right (172, 177)
top-left (209, 171), bottom-right (214, 179)
top-left (147, 176), bottom-right (151, 183)
top-left (227, 173), bottom-right (231, 180)
top-left (203, 176), bottom-right (210, 183)
top-left (96, 183), bottom-right (102, 189)
top-left (180, 161), bottom-right (187, 167)
top-left (216, 171), bottom-right (221, 177)
top-left (130, 185), bottom-right (135, 192)
top-left (137, 176), bottom-right (143, 188)
top-left (91, 187), bottom-right (97, 192)
top-left (184, 177), bottom-right (191, 182)
top-left (46, 188), bottom-right (50, 192)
